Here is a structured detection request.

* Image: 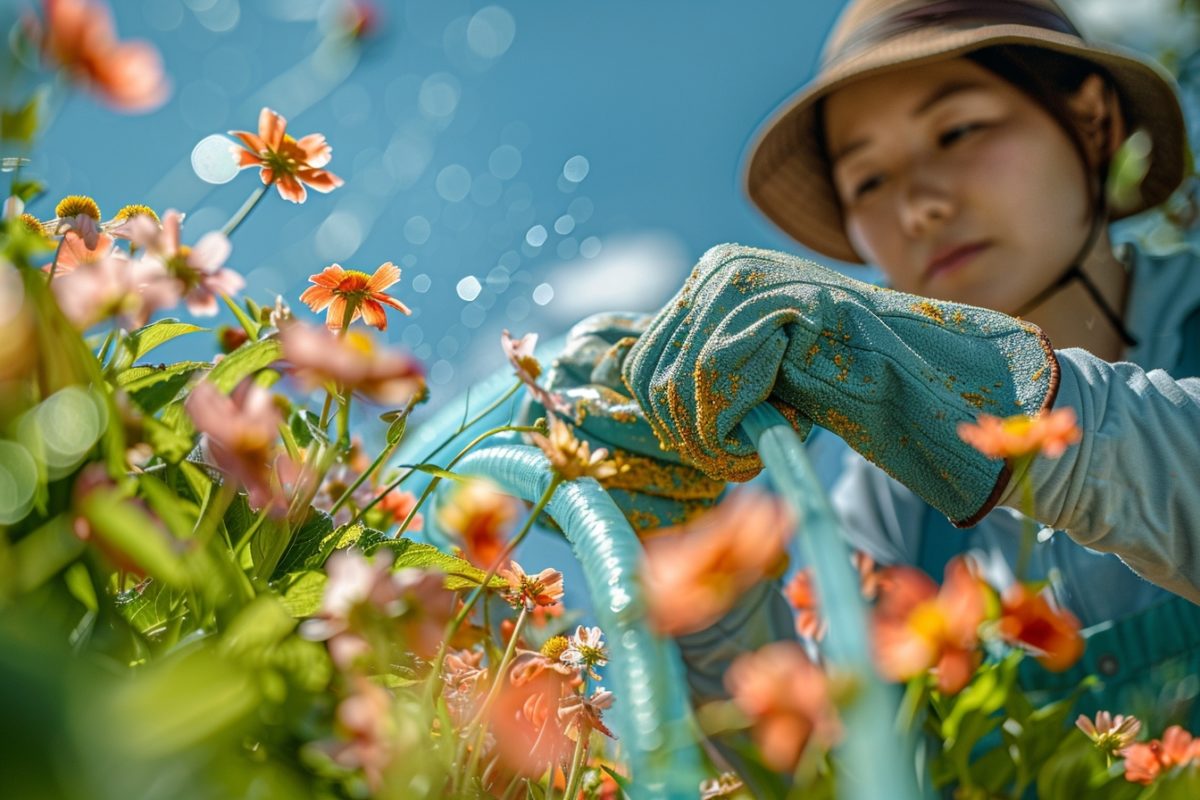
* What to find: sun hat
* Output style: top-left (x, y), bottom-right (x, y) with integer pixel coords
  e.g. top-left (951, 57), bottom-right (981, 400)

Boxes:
top-left (745, 0), bottom-right (1189, 264)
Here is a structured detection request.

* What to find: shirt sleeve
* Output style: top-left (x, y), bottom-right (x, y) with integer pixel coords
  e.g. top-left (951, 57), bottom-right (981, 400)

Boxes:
top-left (1004, 347), bottom-right (1200, 603)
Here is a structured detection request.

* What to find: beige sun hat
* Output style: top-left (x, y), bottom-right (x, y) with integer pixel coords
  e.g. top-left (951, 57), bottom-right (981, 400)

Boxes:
top-left (745, 0), bottom-right (1189, 264)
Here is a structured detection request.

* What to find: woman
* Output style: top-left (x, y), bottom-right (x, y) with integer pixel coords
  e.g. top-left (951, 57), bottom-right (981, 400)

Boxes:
top-left (549, 0), bottom-right (1200, 728)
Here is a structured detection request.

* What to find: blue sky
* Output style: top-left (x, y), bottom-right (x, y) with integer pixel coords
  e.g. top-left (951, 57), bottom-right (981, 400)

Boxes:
top-left (23, 0), bottom-right (847, 397)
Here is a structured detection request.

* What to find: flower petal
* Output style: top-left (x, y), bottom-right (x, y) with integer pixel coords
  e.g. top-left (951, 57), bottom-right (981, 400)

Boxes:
top-left (359, 299), bottom-right (388, 331)
top-left (258, 107), bottom-right (287, 150)
top-left (189, 231), bottom-right (232, 274)
top-left (296, 133), bottom-right (333, 168)
top-left (365, 262), bottom-right (401, 292)
top-left (296, 167), bottom-right (343, 193)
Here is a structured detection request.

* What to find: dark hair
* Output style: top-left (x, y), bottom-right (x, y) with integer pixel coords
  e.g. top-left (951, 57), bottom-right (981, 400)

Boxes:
top-left (966, 45), bottom-right (1130, 217)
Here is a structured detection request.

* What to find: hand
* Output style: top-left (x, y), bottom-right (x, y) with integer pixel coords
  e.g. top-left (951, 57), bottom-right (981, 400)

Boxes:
top-left (621, 244), bottom-right (1060, 526)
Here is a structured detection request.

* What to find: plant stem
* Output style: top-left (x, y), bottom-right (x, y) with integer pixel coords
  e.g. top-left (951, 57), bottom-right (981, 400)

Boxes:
top-left (560, 731), bottom-right (588, 800)
top-left (1015, 456), bottom-right (1036, 582)
top-left (45, 235), bottom-right (65, 283)
top-left (220, 184), bottom-right (268, 239)
top-left (458, 605), bottom-right (529, 779)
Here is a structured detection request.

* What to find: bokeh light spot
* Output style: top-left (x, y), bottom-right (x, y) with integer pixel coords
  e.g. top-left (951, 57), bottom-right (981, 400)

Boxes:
top-left (563, 155), bottom-right (590, 182)
top-left (412, 274), bottom-right (432, 293)
top-left (580, 236), bottom-right (603, 258)
top-left (419, 73), bottom-right (461, 118)
top-left (525, 224), bottom-right (547, 247)
top-left (0, 440), bottom-right (37, 525)
top-left (405, 216), bottom-right (432, 245)
top-left (456, 275), bottom-right (482, 302)
top-left (430, 360), bottom-right (455, 385)
top-left (532, 282), bottom-right (554, 306)
top-left (467, 6), bottom-right (516, 59)
top-left (191, 134), bottom-right (240, 184)
top-left (315, 211), bottom-right (364, 261)
top-left (554, 214), bottom-right (575, 235)
top-left (488, 144), bottom-right (522, 180)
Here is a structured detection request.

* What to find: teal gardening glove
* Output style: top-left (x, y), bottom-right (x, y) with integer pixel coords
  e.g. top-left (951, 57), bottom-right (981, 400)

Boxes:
top-left (621, 244), bottom-right (1061, 527)
top-left (533, 312), bottom-right (798, 704)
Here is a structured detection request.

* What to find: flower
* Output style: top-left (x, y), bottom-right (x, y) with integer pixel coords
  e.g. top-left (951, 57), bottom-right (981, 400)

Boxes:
top-left (501, 330), bottom-right (574, 418)
top-left (104, 204), bottom-right (159, 240)
top-left (700, 772), bottom-right (748, 800)
top-left (43, 230), bottom-right (115, 275)
top-left (784, 568), bottom-right (826, 641)
top-left (128, 210), bottom-right (243, 316)
top-left (280, 322), bottom-right (425, 405)
top-left (1077, 711), bottom-right (1141, 757)
top-left (329, 676), bottom-right (395, 791)
top-left (488, 668), bottom-right (573, 778)
top-left (725, 642), bottom-right (841, 773)
top-left (50, 251), bottom-right (179, 330)
top-left (230, 107), bottom-right (344, 203)
top-left (509, 643), bottom-right (580, 688)
top-left (44, 194), bottom-right (101, 248)
top-left (499, 560), bottom-right (564, 611)
top-left (562, 625), bottom-right (608, 680)
top-left (442, 649), bottom-right (488, 725)
top-left (1121, 726), bottom-right (1200, 785)
top-left (642, 490), bottom-right (793, 636)
top-left (958, 407), bottom-right (1082, 460)
top-left (37, 0), bottom-right (169, 112)
top-left (299, 262), bottom-right (411, 331)
top-left (559, 687), bottom-right (617, 740)
top-left (374, 486), bottom-right (423, 531)
top-left (436, 478), bottom-right (520, 569)
top-left (872, 556), bottom-right (991, 695)
top-left (997, 583), bottom-right (1084, 672)
top-left (185, 378), bottom-right (290, 515)
top-left (529, 415), bottom-right (622, 482)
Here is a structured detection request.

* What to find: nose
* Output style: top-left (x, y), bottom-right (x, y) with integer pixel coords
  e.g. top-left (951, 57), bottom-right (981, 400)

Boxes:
top-left (897, 172), bottom-right (955, 237)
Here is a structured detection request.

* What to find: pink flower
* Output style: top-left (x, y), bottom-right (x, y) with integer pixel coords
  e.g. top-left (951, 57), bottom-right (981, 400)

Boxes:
top-left (559, 687), bottom-right (617, 741)
top-left (1120, 726), bottom-right (1200, 784)
top-left (1077, 711), bottom-right (1141, 757)
top-left (50, 251), bottom-right (179, 330)
top-left (501, 329), bottom-right (574, 418)
top-left (185, 378), bottom-right (290, 515)
top-left (230, 107), bottom-right (343, 203)
top-left (726, 642), bottom-right (841, 773)
top-left (561, 625), bottom-right (608, 680)
top-left (329, 676), bottom-right (395, 790)
top-left (43, 230), bottom-right (116, 275)
top-left (131, 210), bottom-right (243, 316)
top-left (279, 322), bottom-right (424, 406)
top-left (37, 0), bottom-right (169, 112)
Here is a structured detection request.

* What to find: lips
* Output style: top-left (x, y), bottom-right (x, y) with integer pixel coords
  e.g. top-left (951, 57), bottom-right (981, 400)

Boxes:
top-left (925, 241), bottom-right (991, 281)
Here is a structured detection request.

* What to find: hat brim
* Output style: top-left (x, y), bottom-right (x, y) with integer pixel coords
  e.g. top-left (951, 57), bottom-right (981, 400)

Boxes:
top-left (745, 25), bottom-right (1189, 264)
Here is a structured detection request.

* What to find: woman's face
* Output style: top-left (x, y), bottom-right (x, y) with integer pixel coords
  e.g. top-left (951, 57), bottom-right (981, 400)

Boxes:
top-left (823, 57), bottom-right (1093, 313)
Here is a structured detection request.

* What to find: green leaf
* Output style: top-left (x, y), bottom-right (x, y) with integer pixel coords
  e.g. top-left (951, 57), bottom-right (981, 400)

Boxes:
top-left (207, 337), bottom-right (282, 393)
top-left (138, 473), bottom-right (200, 541)
top-left (11, 514), bottom-right (85, 593)
top-left (220, 292), bottom-right (261, 341)
top-left (399, 463), bottom-right (469, 484)
top-left (1, 95), bottom-right (39, 143)
top-left (141, 414), bottom-right (196, 464)
top-left (600, 766), bottom-right (634, 799)
top-left (78, 488), bottom-right (189, 586)
top-left (387, 538), bottom-right (507, 591)
top-left (11, 178), bottom-right (44, 204)
top-left (269, 508), bottom-right (335, 579)
top-left (122, 319), bottom-right (208, 362)
top-left (117, 361), bottom-right (208, 414)
top-left (64, 562), bottom-right (98, 611)
top-left (386, 414), bottom-right (407, 445)
top-left (280, 570), bottom-right (327, 617)
top-left (219, 595), bottom-right (296, 658)
top-left (289, 408), bottom-right (327, 448)
top-left (114, 578), bottom-right (186, 640)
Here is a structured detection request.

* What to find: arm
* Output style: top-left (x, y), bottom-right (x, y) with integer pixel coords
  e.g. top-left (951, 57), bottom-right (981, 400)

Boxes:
top-left (1007, 348), bottom-right (1200, 602)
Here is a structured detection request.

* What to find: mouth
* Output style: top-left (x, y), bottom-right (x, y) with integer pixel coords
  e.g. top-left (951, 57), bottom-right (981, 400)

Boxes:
top-left (925, 241), bottom-right (991, 282)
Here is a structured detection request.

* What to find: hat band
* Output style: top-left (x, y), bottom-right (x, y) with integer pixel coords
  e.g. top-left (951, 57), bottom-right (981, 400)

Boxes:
top-left (829, 0), bottom-right (1081, 66)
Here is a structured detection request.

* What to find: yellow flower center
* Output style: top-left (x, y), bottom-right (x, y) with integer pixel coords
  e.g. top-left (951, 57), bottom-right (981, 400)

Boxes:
top-left (55, 194), bottom-right (101, 221)
top-left (18, 213), bottom-right (44, 234)
top-left (541, 636), bottom-right (569, 661)
top-left (114, 204), bottom-right (159, 223)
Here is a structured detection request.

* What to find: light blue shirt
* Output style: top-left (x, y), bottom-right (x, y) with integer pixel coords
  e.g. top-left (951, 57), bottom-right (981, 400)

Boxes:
top-left (826, 241), bottom-right (1200, 624)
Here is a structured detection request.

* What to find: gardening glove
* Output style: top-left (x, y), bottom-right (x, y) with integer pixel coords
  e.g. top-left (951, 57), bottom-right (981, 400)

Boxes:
top-left (531, 312), bottom-right (797, 703)
top-left (621, 243), bottom-right (1060, 527)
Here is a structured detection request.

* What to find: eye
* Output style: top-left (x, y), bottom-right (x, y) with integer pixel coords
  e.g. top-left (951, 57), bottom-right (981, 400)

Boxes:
top-left (853, 174), bottom-right (884, 200)
top-left (938, 122), bottom-right (985, 147)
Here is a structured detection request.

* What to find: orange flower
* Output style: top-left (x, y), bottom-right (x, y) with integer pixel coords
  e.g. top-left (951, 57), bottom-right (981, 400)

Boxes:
top-left (783, 568), bottom-right (826, 641)
top-left (230, 107), bottom-right (344, 203)
top-left (436, 478), bottom-right (520, 569)
top-left (529, 415), bottom-right (622, 482)
top-left (1077, 711), bottom-right (1141, 757)
top-left (997, 583), bottom-right (1084, 672)
top-left (872, 557), bottom-right (990, 695)
top-left (725, 642), bottom-right (841, 773)
top-left (299, 262), bottom-right (411, 331)
top-left (642, 490), bottom-right (793, 637)
top-left (374, 486), bottom-right (423, 531)
top-left (499, 561), bottom-right (564, 611)
top-left (1121, 726), bottom-right (1200, 785)
top-left (957, 407), bottom-right (1081, 460)
top-left (38, 0), bottom-right (169, 112)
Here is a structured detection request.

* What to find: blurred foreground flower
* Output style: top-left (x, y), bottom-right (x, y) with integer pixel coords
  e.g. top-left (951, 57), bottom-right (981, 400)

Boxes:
top-left (726, 642), bottom-right (841, 773)
top-left (872, 556), bottom-right (990, 695)
top-left (300, 262), bottom-right (411, 331)
top-left (530, 415), bottom-right (621, 482)
top-left (186, 379), bottom-right (291, 515)
top-left (51, 250), bottom-right (178, 330)
top-left (501, 330), bottom-right (573, 418)
top-left (997, 583), bottom-right (1084, 672)
top-left (43, 230), bottom-right (114, 274)
top-left (642, 490), bottom-right (792, 636)
top-left (1121, 725), bottom-right (1200, 785)
top-left (958, 408), bottom-right (1081, 460)
top-left (1077, 711), bottom-right (1141, 758)
top-left (230, 107), bottom-right (344, 203)
top-left (127, 209), bottom-right (242, 316)
top-left (37, 0), bottom-right (169, 112)
top-left (329, 676), bottom-right (396, 791)
top-left (281, 322), bottom-right (424, 405)
top-left (437, 478), bottom-right (520, 569)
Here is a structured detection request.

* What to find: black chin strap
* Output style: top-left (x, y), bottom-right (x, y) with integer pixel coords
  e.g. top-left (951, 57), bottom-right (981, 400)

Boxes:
top-left (1014, 200), bottom-right (1139, 349)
